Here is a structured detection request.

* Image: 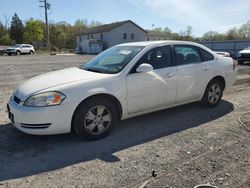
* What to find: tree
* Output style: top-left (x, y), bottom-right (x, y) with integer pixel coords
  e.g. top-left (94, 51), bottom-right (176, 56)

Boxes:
top-left (226, 28), bottom-right (239, 40)
top-left (49, 23), bottom-right (67, 50)
top-left (153, 27), bottom-right (163, 32)
top-left (88, 20), bottom-right (102, 28)
top-left (238, 21), bottom-right (250, 39)
top-left (0, 21), bottom-right (5, 37)
top-left (186, 26), bottom-right (192, 37)
top-left (10, 13), bottom-right (23, 43)
top-left (23, 19), bottom-right (45, 43)
top-left (0, 34), bottom-right (12, 45)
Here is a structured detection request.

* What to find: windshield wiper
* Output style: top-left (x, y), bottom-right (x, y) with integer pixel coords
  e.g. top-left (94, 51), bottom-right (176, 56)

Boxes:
top-left (83, 68), bottom-right (103, 73)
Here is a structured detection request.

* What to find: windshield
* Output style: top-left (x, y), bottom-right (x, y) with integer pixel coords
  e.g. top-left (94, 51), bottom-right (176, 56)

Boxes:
top-left (80, 46), bottom-right (144, 74)
top-left (12, 44), bottom-right (21, 48)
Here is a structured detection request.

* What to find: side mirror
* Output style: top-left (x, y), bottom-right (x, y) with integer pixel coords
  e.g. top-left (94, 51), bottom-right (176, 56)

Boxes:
top-left (136, 63), bottom-right (153, 73)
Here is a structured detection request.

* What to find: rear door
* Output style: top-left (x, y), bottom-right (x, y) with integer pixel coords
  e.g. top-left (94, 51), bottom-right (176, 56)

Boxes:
top-left (126, 45), bottom-right (176, 114)
top-left (174, 45), bottom-right (213, 103)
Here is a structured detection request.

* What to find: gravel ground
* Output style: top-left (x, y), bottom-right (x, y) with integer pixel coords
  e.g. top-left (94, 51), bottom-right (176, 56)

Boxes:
top-left (0, 55), bottom-right (249, 188)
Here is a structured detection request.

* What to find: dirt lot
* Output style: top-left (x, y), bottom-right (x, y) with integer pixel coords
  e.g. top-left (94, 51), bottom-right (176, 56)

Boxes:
top-left (0, 55), bottom-right (249, 188)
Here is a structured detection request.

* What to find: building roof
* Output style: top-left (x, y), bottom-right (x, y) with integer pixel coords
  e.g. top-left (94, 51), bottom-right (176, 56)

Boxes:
top-left (80, 20), bottom-right (147, 35)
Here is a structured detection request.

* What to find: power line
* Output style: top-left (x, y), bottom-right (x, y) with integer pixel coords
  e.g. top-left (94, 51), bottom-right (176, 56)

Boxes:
top-left (39, 0), bottom-right (51, 52)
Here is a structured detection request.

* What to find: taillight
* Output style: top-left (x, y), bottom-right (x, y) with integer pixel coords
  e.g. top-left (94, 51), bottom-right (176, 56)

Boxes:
top-left (233, 59), bottom-right (237, 70)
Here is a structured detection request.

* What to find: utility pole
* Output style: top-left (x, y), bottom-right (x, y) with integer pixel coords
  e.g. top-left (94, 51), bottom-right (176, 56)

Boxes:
top-left (39, 0), bottom-right (50, 52)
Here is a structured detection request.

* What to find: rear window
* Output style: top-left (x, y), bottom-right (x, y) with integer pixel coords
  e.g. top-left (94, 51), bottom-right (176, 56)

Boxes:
top-left (199, 48), bottom-right (214, 61)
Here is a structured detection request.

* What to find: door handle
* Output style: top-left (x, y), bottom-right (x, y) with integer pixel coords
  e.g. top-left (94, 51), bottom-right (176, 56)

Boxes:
top-left (202, 66), bottom-right (209, 71)
top-left (165, 72), bottom-right (175, 78)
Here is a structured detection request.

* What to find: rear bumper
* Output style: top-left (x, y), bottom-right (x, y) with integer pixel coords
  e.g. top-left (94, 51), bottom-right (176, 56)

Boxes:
top-left (7, 97), bottom-right (73, 135)
top-left (225, 69), bottom-right (237, 89)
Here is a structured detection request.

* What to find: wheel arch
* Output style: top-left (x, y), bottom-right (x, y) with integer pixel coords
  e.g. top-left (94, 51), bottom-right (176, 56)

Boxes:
top-left (71, 93), bottom-right (123, 131)
top-left (210, 75), bottom-right (226, 90)
top-left (202, 75), bottom-right (226, 99)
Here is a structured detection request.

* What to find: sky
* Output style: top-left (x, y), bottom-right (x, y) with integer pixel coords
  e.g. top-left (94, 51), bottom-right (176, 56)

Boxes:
top-left (0, 0), bottom-right (250, 37)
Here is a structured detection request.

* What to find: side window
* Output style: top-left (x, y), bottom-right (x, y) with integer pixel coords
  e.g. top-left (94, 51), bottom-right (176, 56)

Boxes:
top-left (199, 48), bottom-right (214, 61)
top-left (131, 33), bottom-right (134, 40)
top-left (174, 45), bottom-right (202, 65)
top-left (123, 33), bottom-right (127, 40)
top-left (130, 45), bottom-right (172, 73)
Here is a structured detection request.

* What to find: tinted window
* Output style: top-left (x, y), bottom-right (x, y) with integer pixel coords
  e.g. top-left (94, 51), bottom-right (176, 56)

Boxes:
top-left (123, 33), bottom-right (127, 40)
top-left (130, 45), bottom-right (172, 73)
top-left (199, 48), bottom-right (214, 61)
top-left (174, 45), bottom-right (202, 65)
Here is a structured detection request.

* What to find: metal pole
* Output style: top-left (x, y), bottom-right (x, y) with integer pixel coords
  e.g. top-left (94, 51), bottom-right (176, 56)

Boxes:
top-left (39, 0), bottom-right (50, 52)
top-left (44, 0), bottom-right (50, 52)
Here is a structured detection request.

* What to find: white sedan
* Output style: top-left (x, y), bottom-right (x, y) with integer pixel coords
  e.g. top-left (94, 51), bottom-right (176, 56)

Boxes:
top-left (7, 41), bottom-right (237, 140)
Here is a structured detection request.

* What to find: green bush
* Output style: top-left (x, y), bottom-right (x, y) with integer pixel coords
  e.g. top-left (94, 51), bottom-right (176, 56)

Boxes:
top-left (0, 34), bottom-right (12, 45)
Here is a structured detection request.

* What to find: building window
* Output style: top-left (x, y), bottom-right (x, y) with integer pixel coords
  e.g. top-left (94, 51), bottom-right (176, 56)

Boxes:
top-left (100, 33), bottom-right (103, 40)
top-left (131, 33), bottom-right (134, 40)
top-left (87, 35), bottom-right (89, 40)
top-left (91, 34), bottom-right (93, 39)
top-left (147, 37), bottom-right (149, 41)
top-left (123, 33), bottom-right (127, 40)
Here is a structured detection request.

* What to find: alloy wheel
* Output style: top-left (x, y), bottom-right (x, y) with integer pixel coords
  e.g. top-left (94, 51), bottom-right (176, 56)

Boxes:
top-left (84, 105), bottom-right (112, 135)
top-left (208, 83), bottom-right (221, 104)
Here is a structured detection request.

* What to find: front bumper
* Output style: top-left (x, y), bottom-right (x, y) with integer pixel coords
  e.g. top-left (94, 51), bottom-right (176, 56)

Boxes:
top-left (7, 97), bottom-right (73, 135)
top-left (5, 50), bottom-right (16, 54)
top-left (237, 53), bottom-right (250, 61)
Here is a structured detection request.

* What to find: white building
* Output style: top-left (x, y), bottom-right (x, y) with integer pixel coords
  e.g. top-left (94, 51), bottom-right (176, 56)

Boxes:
top-left (76, 20), bottom-right (170, 53)
top-left (76, 20), bottom-right (147, 53)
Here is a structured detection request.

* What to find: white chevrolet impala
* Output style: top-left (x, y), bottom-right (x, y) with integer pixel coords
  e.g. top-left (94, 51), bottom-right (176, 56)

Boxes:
top-left (7, 41), bottom-right (237, 140)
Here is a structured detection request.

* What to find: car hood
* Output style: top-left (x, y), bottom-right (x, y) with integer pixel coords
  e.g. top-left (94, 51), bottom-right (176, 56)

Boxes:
top-left (15, 67), bottom-right (111, 100)
top-left (239, 49), bottom-right (250, 54)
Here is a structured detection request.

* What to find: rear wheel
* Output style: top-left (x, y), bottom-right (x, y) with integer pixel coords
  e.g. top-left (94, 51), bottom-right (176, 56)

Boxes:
top-left (73, 97), bottom-right (117, 140)
top-left (201, 79), bottom-right (223, 107)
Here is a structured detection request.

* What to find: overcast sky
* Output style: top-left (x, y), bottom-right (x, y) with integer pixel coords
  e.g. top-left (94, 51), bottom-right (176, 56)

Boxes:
top-left (0, 0), bottom-right (249, 37)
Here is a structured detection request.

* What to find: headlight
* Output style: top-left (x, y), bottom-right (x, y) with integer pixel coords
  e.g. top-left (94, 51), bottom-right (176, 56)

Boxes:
top-left (24, 91), bottom-right (66, 107)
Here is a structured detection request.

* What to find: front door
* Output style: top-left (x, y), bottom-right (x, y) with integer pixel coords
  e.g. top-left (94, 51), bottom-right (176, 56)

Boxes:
top-left (126, 45), bottom-right (176, 114)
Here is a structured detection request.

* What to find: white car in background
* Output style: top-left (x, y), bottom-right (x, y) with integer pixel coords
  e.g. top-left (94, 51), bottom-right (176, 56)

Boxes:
top-left (237, 46), bottom-right (250, 65)
top-left (214, 51), bottom-right (230, 57)
top-left (7, 41), bottom-right (237, 140)
top-left (5, 44), bottom-right (35, 56)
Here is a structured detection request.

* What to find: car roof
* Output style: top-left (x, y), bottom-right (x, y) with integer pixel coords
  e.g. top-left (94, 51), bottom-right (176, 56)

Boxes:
top-left (118, 40), bottom-right (204, 47)
top-left (117, 40), bottom-right (217, 56)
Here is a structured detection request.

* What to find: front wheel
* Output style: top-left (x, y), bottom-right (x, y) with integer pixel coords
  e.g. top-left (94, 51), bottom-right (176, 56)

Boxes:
top-left (201, 79), bottom-right (223, 107)
top-left (29, 51), bottom-right (34, 55)
top-left (73, 97), bottom-right (117, 140)
top-left (16, 51), bottom-right (21, 56)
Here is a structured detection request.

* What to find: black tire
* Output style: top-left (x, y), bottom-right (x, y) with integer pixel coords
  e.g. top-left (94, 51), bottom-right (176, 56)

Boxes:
top-left (73, 97), bottom-right (117, 140)
top-left (201, 79), bottom-right (224, 107)
top-left (29, 50), bottom-right (34, 55)
top-left (8, 53), bottom-right (11, 56)
top-left (16, 51), bottom-right (21, 56)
